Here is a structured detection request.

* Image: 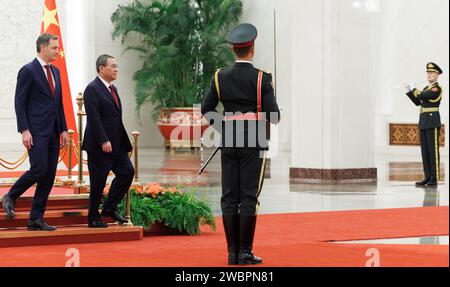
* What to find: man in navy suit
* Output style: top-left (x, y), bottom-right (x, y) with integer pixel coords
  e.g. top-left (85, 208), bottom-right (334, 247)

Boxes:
top-left (2, 33), bottom-right (68, 231)
top-left (82, 54), bottom-right (134, 228)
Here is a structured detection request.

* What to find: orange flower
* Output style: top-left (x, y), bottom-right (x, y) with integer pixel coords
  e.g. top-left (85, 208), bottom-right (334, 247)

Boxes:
top-left (135, 183), bottom-right (178, 198)
top-left (148, 185), bottom-right (164, 194)
top-left (135, 186), bottom-right (144, 193)
top-left (167, 187), bottom-right (178, 194)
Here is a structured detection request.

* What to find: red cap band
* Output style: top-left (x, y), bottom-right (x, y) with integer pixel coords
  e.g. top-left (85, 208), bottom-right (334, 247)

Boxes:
top-left (232, 41), bottom-right (254, 48)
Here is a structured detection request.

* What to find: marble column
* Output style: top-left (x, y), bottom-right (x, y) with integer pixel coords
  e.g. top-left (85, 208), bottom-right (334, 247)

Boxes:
top-left (289, 0), bottom-right (377, 183)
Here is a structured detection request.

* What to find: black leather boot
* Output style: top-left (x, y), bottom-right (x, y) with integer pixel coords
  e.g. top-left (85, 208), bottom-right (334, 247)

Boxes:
top-left (222, 214), bottom-right (239, 265)
top-left (238, 215), bottom-right (262, 265)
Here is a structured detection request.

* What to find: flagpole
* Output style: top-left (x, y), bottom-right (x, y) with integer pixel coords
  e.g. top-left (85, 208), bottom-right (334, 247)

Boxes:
top-left (273, 9), bottom-right (278, 98)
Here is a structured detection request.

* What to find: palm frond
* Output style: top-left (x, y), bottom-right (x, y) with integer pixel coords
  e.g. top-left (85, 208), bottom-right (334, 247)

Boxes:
top-left (111, 0), bottom-right (243, 120)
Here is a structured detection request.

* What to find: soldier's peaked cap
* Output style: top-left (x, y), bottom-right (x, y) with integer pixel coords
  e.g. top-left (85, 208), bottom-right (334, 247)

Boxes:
top-left (226, 23), bottom-right (258, 48)
top-left (427, 62), bottom-right (443, 74)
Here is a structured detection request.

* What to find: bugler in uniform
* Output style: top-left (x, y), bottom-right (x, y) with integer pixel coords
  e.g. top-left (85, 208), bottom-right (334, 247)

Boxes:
top-left (201, 23), bottom-right (280, 265)
top-left (406, 62), bottom-right (443, 187)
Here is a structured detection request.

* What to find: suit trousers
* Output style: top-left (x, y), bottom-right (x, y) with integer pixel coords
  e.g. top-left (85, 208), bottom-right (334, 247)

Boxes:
top-left (87, 148), bottom-right (135, 221)
top-left (420, 128), bottom-right (441, 182)
top-left (221, 148), bottom-right (267, 216)
top-left (8, 132), bottom-right (60, 221)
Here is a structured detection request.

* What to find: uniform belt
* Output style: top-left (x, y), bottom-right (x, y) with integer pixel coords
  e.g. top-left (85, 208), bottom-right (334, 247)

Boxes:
top-left (420, 107), bottom-right (439, 114)
top-left (224, 113), bottom-right (264, 121)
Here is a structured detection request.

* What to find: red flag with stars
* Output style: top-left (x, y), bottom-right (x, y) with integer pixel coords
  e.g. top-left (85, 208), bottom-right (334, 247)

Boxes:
top-left (41, 0), bottom-right (78, 169)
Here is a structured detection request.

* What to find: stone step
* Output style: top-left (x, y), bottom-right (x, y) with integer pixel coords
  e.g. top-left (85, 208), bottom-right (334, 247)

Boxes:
top-left (0, 209), bottom-right (115, 229)
top-left (0, 194), bottom-right (89, 212)
top-left (0, 225), bottom-right (143, 248)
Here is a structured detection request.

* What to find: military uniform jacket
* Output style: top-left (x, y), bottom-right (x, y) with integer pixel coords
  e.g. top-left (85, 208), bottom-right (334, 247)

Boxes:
top-left (406, 82), bottom-right (442, 130)
top-left (201, 62), bottom-right (281, 149)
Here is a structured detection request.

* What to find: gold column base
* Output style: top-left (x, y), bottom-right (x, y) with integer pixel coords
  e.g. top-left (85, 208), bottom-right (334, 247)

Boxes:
top-left (72, 185), bottom-right (89, 194)
top-left (62, 180), bottom-right (76, 187)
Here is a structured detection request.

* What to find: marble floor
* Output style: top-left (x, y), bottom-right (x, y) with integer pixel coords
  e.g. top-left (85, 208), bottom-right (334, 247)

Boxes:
top-left (140, 148), bottom-right (449, 246)
top-left (1, 147), bottom-right (448, 245)
top-left (132, 148), bottom-right (449, 216)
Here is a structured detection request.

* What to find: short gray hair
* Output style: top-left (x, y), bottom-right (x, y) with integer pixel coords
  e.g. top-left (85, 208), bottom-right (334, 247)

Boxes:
top-left (36, 33), bottom-right (59, 53)
top-left (96, 54), bottom-right (114, 73)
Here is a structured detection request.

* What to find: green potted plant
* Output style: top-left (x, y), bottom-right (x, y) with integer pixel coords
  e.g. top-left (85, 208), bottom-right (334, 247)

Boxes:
top-left (111, 0), bottom-right (243, 147)
top-left (117, 183), bottom-right (216, 235)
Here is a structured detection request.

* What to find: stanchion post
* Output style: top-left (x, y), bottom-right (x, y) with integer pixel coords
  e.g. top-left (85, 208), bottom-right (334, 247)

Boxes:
top-left (63, 130), bottom-right (75, 186)
top-left (124, 131), bottom-right (141, 226)
top-left (132, 131), bottom-right (141, 186)
top-left (76, 93), bottom-right (86, 194)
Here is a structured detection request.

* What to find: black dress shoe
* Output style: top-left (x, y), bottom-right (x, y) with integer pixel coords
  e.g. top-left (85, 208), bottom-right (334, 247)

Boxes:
top-left (88, 220), bottom-right (108, 228)
top-left (101, 209), bottom-right (129, 225)
top-left (415, 179), bottom-right (429, 186)
top-left (27, 219), bottom-right (57, 231)
top-left (425, 181), bottom-right (438, 188)
top-left (2, 194), bottom-right (16, 219)
top-left (237, 248), bottom-right (263, 265)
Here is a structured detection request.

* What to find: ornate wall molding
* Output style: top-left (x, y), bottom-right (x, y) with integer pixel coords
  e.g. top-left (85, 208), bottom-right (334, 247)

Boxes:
top-left (389, 124), bottom-right (445, 146)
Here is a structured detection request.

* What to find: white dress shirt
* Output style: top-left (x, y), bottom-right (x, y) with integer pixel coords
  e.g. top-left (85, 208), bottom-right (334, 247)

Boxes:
top-left (98, 76), bottom-right (115, 91)
top-left (235, 60), bottom-right (253, 64)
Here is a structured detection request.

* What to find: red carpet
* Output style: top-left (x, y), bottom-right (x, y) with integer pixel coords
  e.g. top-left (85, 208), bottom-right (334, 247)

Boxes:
top-left (0, 170), bottom-right (89, 179)
top-left (0, 187), bottom-right (75, 197)
top-left (0, 207), bottom-right (447, 267)
top-left (255, 206), bottom-right (449, 243)
top-left (0, 170), bottom-right (89, 196)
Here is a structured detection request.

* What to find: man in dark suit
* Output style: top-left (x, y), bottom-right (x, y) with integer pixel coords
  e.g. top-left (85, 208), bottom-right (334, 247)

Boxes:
top-left (82, 54), bottom-right (134, 228)
top-left (405, 62), bottom-right (443, 188)
top-left (202, 24), bottom-right (280, 265)
top-left (1, 33), bottom-right (68, 231)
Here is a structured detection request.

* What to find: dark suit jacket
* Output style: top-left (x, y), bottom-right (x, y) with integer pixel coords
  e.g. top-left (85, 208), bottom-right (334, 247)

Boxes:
top-left (81, 77), bottom-right (132, 154)
top-left (406, 82), bottom-right (442, 130)
top-left (14, 58), bottom-right (67, 135)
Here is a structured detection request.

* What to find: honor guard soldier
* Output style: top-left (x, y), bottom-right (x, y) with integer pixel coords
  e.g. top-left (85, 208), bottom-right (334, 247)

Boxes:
top-left (405, 62), bottom-right (443, 187)
top-left (201, 23), bottom-right (280, 265)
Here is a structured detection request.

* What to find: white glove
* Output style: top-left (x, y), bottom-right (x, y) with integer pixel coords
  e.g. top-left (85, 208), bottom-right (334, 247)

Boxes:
top-left (404, 83), bottom-right (414, 92)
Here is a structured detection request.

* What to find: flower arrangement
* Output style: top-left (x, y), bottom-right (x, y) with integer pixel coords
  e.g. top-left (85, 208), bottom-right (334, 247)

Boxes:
top-left (135, 182), bottom-right (178, 197)
top-left (118, 183), bottom-right (216, 235)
